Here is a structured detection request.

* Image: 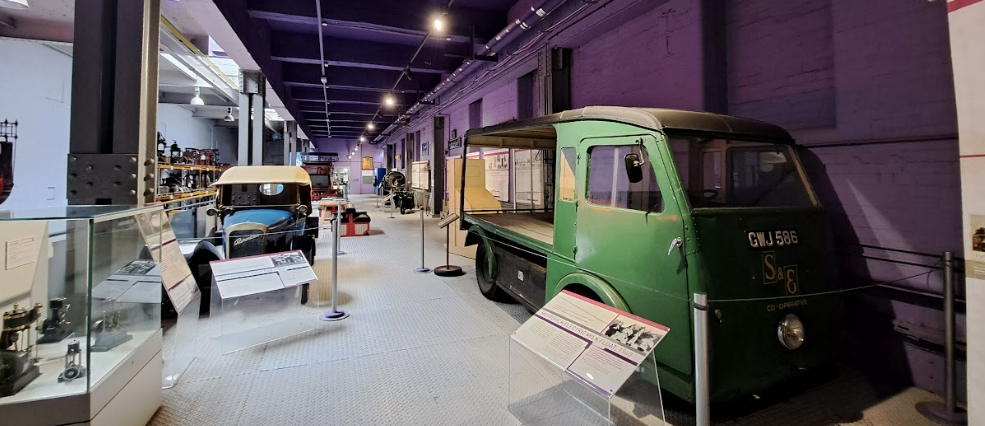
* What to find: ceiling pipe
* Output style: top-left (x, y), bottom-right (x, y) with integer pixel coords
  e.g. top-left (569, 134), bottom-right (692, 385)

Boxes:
top-left (315, 0), bottom-right (331, 136)
top-left (374, 0), bottom-right (571, 143)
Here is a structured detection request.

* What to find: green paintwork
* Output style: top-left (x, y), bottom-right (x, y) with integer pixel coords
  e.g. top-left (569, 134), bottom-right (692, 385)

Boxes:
top-left (464, 118), bottom-right (841, 404)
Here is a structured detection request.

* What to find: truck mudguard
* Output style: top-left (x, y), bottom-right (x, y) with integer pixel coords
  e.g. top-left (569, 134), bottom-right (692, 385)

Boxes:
top-left (554, 272), bottom-right (630, 312)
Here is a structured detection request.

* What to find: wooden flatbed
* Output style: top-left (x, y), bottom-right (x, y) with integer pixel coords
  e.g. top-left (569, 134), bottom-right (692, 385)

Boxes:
top-left (468, 211), bottom-right (555, 247)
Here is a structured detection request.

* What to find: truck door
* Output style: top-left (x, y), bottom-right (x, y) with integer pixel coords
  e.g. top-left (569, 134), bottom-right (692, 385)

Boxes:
top-left (574, 134), bottom-right (693, 376)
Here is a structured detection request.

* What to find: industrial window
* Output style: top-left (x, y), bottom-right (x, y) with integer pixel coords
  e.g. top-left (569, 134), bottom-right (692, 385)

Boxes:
top-left (558, 147), bottom-right (576, 202)
top-left (587, 145), bottom-right (662, 212)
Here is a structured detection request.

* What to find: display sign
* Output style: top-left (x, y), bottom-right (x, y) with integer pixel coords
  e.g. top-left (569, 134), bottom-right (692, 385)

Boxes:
top-left (210, 250), bottom-right (317, 299)
top-left (91, 260), bottom-right (165, 303)
top-left (411, 161), bottom-right (430, 191)
top-left (362, 156), bottom-right (373, 170)
top-left (135, 213), bottom-right (200, 312)
top-left (483, 149), bottom-right (510, 202)
top-left (511, 291), bottom-right (669, 398)
top-left (448, 137), bottom-right (462, 150)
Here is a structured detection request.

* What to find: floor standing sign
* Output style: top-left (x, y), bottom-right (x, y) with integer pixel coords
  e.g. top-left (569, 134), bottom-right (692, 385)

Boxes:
top-left (509, 291), bottom-right (668, 425)
top-left (209, 251), bottom-right (318, 353)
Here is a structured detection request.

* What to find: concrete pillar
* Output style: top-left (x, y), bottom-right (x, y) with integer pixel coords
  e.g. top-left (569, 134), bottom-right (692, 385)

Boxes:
top-left (68, 0), bottom-right (160, 205)
top-left (946, 2), bottom-right (985, 424)
top-left (237, 71), bottom-right (265, 166)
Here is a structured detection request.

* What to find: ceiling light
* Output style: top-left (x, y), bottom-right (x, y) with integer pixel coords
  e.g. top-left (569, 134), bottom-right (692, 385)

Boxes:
top-left (433, 17), bottom-right (444, 32)
top-left (223, 107), bottom-right (235, 122)
top-left (0, 0), bottom-right (28, 9)
top-left (190, 86), bottom-right (205, 106)
top-left (367, 123), bottom-right (375, 130)
top-left (385, 95), bottom-right (395, 107)
top-left (359, 136), bottom-right (366, 142)
top-left (321, 22), bottom-right (328, 27)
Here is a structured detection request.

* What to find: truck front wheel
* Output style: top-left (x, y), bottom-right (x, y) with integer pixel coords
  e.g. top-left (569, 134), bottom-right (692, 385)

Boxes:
top-left (476, 244), bottom-right (506, 301)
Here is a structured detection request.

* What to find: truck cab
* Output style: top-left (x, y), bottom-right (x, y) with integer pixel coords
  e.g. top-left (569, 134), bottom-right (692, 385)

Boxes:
top-left (460, 107), bottom-right (841, 403)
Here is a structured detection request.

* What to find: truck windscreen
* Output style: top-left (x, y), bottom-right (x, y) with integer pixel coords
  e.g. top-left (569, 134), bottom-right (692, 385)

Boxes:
top-left (668, 136), bottom-right (815, 209)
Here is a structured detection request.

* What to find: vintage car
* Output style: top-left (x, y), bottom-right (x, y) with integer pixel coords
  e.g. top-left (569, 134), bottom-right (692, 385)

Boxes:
top-left (190, 166), bottom-right (320, 305)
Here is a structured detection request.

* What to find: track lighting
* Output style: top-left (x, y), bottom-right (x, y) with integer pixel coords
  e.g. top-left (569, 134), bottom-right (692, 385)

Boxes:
top-left (433, 17), bottom-right (444, 32)
top-left (385, 95), bottom-right (396, 107)
top-left (359, 136), bottom-right (366, 142)
top-left (367, 123), bottom-right (375, 130)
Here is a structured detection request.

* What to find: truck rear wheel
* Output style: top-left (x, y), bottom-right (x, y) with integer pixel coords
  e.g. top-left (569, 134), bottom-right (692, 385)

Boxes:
top-left (476, 244), bottom-right (509, 302)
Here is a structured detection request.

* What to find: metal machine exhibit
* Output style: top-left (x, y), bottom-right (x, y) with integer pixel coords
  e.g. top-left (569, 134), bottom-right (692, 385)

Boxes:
top-left (381, 170), bottom-right (415, 215)
top-left (458, 106), bottom-right (842, 403)
top-left (191, 166), bottom-right (321, 305)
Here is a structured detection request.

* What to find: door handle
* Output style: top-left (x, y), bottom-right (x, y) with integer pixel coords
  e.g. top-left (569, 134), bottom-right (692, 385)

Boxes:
top-left (667, 237), bottom-right (683, 256)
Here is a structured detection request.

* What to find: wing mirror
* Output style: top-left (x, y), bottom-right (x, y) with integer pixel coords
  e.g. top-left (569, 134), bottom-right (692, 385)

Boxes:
top-left (624, 153), bottom-right (643, 184)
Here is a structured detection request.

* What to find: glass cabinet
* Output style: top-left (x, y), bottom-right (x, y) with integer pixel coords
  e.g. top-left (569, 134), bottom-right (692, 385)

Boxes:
top-left (0, 205), bottom-right (163, 425)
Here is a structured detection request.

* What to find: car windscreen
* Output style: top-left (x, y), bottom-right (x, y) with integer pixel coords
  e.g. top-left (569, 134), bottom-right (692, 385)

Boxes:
top-left (667, 135), bottom-right (815, 208)
top-left (225, 183), bottom-right (298, 207)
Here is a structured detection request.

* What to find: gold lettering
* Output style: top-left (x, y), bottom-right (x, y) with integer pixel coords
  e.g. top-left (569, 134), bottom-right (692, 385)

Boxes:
top-left (785, 268), bottom-right (798, 294)
top-left (748, 232), bottom-right (758, 248)
top-left (763, 253), bottom-right (777, 283)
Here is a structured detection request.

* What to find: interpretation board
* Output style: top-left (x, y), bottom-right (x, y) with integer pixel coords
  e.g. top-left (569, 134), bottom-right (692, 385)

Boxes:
top-left (511, 291), bottom-right (669, 398)
top-left (209, 250), bottom-right (317, 299)
top-left (134, 211), bottom-right (200, 312)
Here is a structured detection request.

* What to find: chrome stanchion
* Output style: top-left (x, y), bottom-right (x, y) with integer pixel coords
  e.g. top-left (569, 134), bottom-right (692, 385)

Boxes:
top-left (414, 206), bottom-right (430, 273)
top-left (335, 199), bottom-right (346, 255)
top-left (917, 251), bottom-right (966, 424)
top-left (694, 292), bottom-right (710, 426)
top-left (321, 201), bottom-right (348, 321)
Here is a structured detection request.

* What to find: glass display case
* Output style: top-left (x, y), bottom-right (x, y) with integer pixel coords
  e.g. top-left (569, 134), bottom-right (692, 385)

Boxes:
top-left (0, 205), bottom-right (163, 426)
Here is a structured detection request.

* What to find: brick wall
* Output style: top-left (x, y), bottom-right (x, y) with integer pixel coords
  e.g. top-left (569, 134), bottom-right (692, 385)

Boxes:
top-left (482, 79), bottom-right (518, 126)
top-left (570, 0), bottom-right (704, 110)
top-left (726, 0), bottom-right (835, 130)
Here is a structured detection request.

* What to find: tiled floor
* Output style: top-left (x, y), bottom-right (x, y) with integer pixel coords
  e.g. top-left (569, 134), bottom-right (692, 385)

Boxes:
top-left (148, 195), bottom-right (948, 426)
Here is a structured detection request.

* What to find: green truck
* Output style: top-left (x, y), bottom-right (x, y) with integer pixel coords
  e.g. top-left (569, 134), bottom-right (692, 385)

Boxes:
top-left (460, 107), bottom-right (842, 403)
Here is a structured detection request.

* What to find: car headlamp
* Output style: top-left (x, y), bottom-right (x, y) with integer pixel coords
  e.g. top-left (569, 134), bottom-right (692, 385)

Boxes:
top-left (777, 314), bottom-right (805, 350)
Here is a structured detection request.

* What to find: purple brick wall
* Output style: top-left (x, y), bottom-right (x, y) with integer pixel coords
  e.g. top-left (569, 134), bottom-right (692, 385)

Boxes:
top-left (482, 79), bottom-right (518, 126)
top-left (726, 0), bottom-right (836, 130)
top-left (570, 0), bottom-right (704, 111)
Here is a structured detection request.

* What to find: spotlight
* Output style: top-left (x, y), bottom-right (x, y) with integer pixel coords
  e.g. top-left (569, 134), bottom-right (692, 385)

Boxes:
top-left (190, 86), bottom-right (205, 106)
top-left (223, 107), bottom-right (235, 122)
top-left (359, 136), bottom-right (366, 142)
top-left (385, 95), bottom-right (396, 107)
top-left (433, 17), bottom-right (444, 32)
top-left (367, 123), bottom-right (375, 130)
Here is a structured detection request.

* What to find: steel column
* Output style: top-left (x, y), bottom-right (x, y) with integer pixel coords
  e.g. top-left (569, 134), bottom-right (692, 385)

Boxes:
top-left (694, 293), bottom-right (710, 426)
top-left (238, 71), bottom-right (265, 166)
top-left (68, 0), bottom-right (160, 205)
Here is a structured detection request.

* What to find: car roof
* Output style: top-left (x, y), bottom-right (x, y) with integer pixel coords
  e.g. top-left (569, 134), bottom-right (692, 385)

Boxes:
top-left (464, 106), bottom-right (794, 144)
top-left (214, 166), bottom-right (312, 186)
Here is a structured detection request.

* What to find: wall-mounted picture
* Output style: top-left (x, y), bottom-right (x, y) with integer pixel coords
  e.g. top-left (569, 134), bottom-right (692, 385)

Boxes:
top-left (972, 215), bottom-right (985, 253)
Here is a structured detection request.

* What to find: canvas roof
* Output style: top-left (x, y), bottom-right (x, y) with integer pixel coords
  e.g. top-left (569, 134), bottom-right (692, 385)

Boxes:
top-left (214, 166), bottom-right (312, 186)
top-left (464, 106), bottom-right (795, 148)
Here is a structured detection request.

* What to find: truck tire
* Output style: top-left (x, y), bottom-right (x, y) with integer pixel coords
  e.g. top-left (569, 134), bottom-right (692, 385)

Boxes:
top-left (476, 244), bottom-right (509, 302)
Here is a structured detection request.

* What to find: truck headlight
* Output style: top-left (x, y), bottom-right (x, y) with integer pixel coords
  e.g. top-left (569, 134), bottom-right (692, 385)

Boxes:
top-left (777, 314), bottom-right (805, 350)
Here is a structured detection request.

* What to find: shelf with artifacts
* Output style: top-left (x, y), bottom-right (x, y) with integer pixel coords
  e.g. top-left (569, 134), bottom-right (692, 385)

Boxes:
top-left (156, 134), bottom-right (228, 201)
top-left (0, 205), bottom-right (165, 426)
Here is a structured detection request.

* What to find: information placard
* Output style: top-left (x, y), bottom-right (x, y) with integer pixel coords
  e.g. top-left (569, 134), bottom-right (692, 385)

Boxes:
top-left (511, 291), bottom-right (669, 398)
top-left (210, 251), bottom-right (317, 299)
